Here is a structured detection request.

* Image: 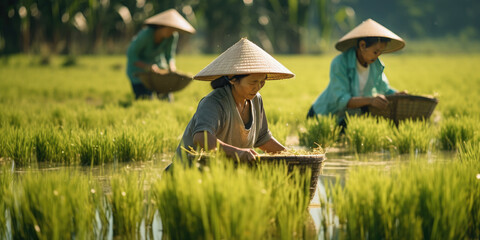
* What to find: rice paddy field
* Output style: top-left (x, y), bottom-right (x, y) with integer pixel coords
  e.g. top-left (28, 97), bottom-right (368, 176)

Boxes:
top-left (1, 53), bottom-right (480, 239)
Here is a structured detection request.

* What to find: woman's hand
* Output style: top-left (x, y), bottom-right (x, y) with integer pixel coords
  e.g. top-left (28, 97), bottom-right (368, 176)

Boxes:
top-left (395, 90), bottom-right (409, 95)
top-left (151, 64), bottom-right (169, 74)
top-left (235, 148), bottom-right (258, 164)
top-left (370, 95), bottom-right (389, 110)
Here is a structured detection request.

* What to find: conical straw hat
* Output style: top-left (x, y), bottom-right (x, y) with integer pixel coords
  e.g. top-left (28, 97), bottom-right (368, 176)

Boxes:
top-left (194, 38), bottom-right (294, 81)
top-left (335, 19), bottom-right (405, 53)
top-left (144, 9), bottom-right (196, 34)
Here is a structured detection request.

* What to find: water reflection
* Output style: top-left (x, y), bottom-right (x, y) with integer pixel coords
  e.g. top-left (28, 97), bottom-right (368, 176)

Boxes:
top-left (308, 150), bottom-right (457, 239)
top-left (4, 151), bottom-right (457, 239)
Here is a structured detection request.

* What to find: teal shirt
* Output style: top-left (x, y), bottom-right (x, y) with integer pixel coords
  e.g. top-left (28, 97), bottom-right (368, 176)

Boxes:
top-left (311, 47), bottom-right (396, 122)
top-left (126, 26), bottom-right (178, 84)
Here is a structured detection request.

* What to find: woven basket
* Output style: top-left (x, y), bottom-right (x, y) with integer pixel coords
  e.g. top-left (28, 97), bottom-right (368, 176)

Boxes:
top-left (369, 95), bottom-right (438, 125)
top-left (257, 155), bottom-right (325, 201)
top-left (189, 154), bottom-right (325, 201)
top-left (136, 72), bottom-right (193, 94)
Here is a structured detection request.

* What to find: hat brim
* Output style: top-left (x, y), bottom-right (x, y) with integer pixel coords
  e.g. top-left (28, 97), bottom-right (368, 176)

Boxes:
top-left (194, 38), bottom-right (295, 81)
top-left (334, 19), bottom-right (405, 53)
top-left (335, 38), bottom-right (405, 53)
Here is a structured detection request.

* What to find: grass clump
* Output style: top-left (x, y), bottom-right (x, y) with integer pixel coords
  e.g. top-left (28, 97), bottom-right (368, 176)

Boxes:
top-left (109, 170), bottom-right (148, 239)
top-left (153, 157), bottom-right (315, 240)
top-left (299, 115), bottom-right (340, 149)
top-left (328, 158), bottom-right (480, 239)
top-left (8, 170), bottom-right (99, 240)
top-left (344, 115), bottom-right (393, 153)
top-left (391, 119), bottom-right (436, 154)
top-left (439, 116), bottom-right (477, 150)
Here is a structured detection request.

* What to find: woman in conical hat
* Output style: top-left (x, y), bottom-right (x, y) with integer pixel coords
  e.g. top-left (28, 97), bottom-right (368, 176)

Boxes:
top-left (307, 19), bottom-right (407, 127)
top-left (126, 9), bottom-right (195, 100)
top-left (174, 38), bottom-right (294, 164)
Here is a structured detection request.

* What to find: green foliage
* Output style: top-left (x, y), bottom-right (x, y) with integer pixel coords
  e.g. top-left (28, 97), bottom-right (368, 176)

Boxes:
top-left (8, 170), bottom-right (98, 240)
top-left (109, 170), bottom-right (147, 239)
top-left (391, 119), bottom-right (435, 154)
top-left (299, 115), bottom-right (340, 148)
top-left (439, 117), bottom-right (477, 150)
top-left (344, 115), bottom-right (393, 153)
top-left (153, 158), bottom-right (314, 240)
top-left (328, 158), bottom-right (480, 239)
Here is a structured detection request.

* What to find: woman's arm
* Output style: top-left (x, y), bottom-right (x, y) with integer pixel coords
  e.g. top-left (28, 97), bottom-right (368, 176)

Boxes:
top-left (258, 137), bottom-right (285, 153)
top-left (193, 131), bottom-right (258, 163)
top-left (347, 95), bottom-right (389, 110)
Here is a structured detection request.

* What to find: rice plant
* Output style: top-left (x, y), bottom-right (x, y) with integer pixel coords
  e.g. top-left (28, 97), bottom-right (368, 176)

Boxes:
top-left (0, 163), bottom-right (13, 237)
top-left (4, 128), bottom-right (34, 166)
top-left (109, 170), bottom-right (147, 239)
top-left (79, 129), bottom-right (115, 166)
top-left (438, 116), bottom-right (476, 150)
top-left (152, 156), bottom-right (315, 240)
top-left (299, 115), bottom-right (340, 149)
top-left (344, 115), bottom-right (393, 153)
top-left (8, 170), bottom-right (98, 240)
top-left (328, 158), bottom-right (480, 239)
top-left (390, 119), bottom-right (436, 154)
top-left (33, 128), bottom-right (78, 164)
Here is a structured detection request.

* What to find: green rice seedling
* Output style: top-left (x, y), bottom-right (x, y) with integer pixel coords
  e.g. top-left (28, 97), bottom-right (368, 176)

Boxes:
top-left (255, 162), bottom-right (315, 240)
top-left (8, 170), bottom-right (98, 240)
top-left (79, 129), bottom-right (115, 166)
top-left (0, 164), bottom-right (13, 237)
top-left (153, 156), bottom-right (315, 240)
top-left (391, 119), bottom-right (436, 154)
top-left (109, 169), bottom-right (147, 239)
top-left (299, 115), bottom-right (340, 149)
top-left (4, 128), bottom-right (34, 166)
top-left (114, 129), bottom-right (155, 162)
top-left (344, 115), bottom-right (393, 153)
top-left (328, 158), bottom-right (480, 239)
top-left (33, 128), bottom-right (78, 164)
top-left (439, 116), bottom-right (476, 150)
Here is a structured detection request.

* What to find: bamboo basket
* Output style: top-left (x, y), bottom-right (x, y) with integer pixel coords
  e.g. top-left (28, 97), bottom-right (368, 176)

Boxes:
top-left (189, 154), bottom-right (325, 201)
top-left (369, 95), bottom-right (438, 125)
top-left (136, 72), bottom-right (193, 94)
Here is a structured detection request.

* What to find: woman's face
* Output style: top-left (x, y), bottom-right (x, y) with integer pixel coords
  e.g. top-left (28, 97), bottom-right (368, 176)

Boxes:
top-left (358, 41), bottom-right (388, 65)
top-left (154, 27), bottom-right (176, 39)
top-left (231, 73), bottom-right (267, 100)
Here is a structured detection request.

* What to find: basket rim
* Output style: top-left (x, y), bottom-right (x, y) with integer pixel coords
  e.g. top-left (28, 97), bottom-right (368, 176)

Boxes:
top-left (385, 94), bottom-right (438, 103)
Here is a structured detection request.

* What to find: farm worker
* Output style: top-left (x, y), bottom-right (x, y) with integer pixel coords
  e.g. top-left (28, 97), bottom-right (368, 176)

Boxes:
top-left (126, 9), bottom-right (195, 100)
top-left (174, 38), bottom-right (293, 165)
top-left (307, 19), bottom-right (407, 127)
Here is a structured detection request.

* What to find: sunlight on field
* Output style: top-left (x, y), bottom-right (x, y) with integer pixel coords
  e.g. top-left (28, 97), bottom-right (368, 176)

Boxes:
top-left (1, 53), bottom-right (479, 239)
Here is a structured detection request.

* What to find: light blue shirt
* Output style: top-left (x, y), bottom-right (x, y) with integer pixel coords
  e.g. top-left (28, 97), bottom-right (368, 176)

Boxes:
top-left (126, 26), bottom-right (178, 84)
top-left (311, 47), bottom-right (396, 122)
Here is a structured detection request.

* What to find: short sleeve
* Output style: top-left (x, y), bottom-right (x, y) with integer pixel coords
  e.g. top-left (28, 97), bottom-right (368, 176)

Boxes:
top-left (191, 97), bottom-right (224, 136)
top-left (253, 96), bottom-right (272, 147)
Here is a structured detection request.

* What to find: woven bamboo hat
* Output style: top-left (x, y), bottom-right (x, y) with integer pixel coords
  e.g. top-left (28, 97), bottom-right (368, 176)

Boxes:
top-left (194, 38), bottom-right (294, 81)
top-left (144, 9), bottom-right (196, 34)
top-left (335, 19), bottom-right (405, 53)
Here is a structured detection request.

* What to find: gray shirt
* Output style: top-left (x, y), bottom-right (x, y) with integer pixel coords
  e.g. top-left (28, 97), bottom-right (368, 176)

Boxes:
top-left (176, 85), bottom-right (272, 160)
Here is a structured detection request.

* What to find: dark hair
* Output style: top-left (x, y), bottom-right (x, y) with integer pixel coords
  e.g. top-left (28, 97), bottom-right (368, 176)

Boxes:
top-left (146, 24), bottom-right (165, 30)
top-left (210, 75), bottom-right (248, 89)
top-left (357, 37), bottom-right (391, 48)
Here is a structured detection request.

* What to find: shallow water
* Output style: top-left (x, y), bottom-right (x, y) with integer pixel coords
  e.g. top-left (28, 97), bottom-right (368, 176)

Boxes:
top-left (308, 150), bottom-right (457, 239)
top-left (4, 150), bottom-right (457, 239)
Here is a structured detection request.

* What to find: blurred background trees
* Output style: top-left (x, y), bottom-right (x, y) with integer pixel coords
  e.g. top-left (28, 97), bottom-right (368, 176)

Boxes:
top-left (1, 0), bottom-right (479, 55)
